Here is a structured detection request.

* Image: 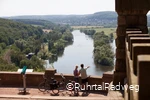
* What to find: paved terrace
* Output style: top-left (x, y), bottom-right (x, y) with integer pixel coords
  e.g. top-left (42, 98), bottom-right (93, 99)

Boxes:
top-left (0, 87), bottom-right (123, 100)
top-left (0, 70), bottom-right (123, 100)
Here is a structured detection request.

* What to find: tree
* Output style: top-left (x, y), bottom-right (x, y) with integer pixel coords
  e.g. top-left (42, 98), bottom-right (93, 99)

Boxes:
top-left (54, 41), bottom-right (65, 52)
top-left (80, 29), bottom-right (96, 35)
top-left (109, 33), bottom-right (114, 42)
top-left (20, 59), bottom-right (31, 68)
top-left (0, 42), bottom-right (6, 49)
top-left (11, 51), bottom-right (26, 67)
top-left (93, 31), bottom-right (114, 66)
top-left (48, 41), bottom-right (54, 51)
top-left (23, 48), bottom-right (31, 54)
top-left (62, 32), bottom-right (73, 42)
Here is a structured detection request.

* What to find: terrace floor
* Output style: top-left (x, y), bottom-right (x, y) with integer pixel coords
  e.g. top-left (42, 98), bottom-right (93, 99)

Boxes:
top-left (0, 87), bottom-right (124, 100)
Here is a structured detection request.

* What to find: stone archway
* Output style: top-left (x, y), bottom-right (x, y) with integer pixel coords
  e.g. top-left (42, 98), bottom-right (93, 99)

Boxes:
top-left (148, 12), bottom-right (150, 34)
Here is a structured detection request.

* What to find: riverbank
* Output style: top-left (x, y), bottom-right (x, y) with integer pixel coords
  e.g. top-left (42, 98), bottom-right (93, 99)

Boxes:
top-left (71, 26), bottom-right (116, 36)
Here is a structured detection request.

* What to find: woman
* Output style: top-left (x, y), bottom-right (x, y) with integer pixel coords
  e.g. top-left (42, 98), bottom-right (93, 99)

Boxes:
top-left (73, 65), bottom-right (79, 96)
top-left (73, 66), bottom-right (79, 83)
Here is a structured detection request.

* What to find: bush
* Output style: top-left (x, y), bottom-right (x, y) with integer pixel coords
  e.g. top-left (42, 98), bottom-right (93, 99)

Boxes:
top-left (0, 64), bottom-right (18, 71)
top-left (80, 29), bottom-right (96, 35)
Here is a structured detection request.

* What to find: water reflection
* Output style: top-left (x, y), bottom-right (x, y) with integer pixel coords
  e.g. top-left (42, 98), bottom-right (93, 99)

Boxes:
top-left (95, 63), bottom-right (114, 72)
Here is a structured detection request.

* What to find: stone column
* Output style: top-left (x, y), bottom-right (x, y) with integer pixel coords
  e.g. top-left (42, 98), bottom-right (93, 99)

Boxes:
top-left (113, 10), bottom-right (148, 85)
top-left (113, 15), bottom-right (126, 85)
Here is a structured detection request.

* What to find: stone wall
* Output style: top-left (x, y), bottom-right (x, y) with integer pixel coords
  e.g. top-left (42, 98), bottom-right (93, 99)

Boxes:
top-left (0, 69), bottom-right (113, 92)
top-left (125, 30), bottom-right (150, 100)
top-left (0, 72), bottom-right (43, 87)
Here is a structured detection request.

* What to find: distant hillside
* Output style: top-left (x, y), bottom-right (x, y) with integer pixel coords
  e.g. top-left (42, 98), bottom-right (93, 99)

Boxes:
top-left (6, 11), bottom-right (150, 27)
top-left (7, 11), bottom-right (118, 27)
top-left (0, 18), bottom-right (43, 45)
top-left (12, 19), bottom-right (57, 29)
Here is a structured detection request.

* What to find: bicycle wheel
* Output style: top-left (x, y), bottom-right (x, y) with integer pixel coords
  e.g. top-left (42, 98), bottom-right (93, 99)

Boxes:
top-left (38, 82), bottom-right (50, 92)
top-left (59, 81), bottom-right (66, 90)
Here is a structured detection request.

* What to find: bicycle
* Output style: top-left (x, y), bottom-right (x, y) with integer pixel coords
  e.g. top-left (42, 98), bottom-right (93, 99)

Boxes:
top-left (67, 80), bottom-right (79, 96)
top-left (38, 73), bottom-right (66, 95)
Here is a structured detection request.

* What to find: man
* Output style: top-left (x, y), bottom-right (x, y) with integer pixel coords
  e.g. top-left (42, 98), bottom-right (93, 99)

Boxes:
top-left (78, 64), bottom-right (90, 90)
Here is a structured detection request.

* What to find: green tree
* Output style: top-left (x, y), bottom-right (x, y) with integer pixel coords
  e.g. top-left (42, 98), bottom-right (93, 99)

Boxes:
top-left (23, 48), bottom-right (31, 54)
top-left (62, 32), bottom-right (73, 42)
top-left (11, 51), bottom-right (26, 67)
top-left (93, 31), bottom-right (114, 66)
top-left (0, 42), bottom-right (6, 49)
top-left (20, 59), bottom-right (31, 68)
top-left (109, 33), bottom-right (114, 42)
top-left (54, 41), bottom-right (65, 52)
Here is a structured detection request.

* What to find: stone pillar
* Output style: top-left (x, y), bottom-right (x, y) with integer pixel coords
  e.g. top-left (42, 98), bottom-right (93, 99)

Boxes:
top-left (113, 15), bottom-right (126, 85)
top-left (137, 55), bottom-right (150, 100)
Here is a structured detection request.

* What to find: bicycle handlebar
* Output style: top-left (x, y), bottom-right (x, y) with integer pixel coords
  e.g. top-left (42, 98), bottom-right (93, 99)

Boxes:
top-left (60, 73), bottom-right (65, 80)
top-left (43, 75), bottom-right (47, 79)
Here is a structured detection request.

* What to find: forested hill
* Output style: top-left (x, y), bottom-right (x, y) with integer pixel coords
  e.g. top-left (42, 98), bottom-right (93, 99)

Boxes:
top-left (0, 18), bottom-right (43, 46)
top-left (0, 18), bottom-right (73, 71)
top-left (12, 19), bottom-right (57, 29)
top-left (0, 18), bottom-right (44, 71)
top-left (7, 11), bottom-right (118, 27)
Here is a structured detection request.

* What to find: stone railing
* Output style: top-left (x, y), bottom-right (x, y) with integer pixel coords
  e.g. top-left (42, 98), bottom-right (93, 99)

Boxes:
top-left (125, 29), bottom-right (150, 100)
top-left (0, 68), bottom-right (113, 92)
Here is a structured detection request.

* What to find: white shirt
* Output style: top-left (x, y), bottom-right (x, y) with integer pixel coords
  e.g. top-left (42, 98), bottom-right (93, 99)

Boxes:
top-left (79, 68), bottom-right (88, 79)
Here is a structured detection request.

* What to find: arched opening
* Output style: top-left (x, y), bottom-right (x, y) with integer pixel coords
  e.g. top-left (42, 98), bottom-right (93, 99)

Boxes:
top-left (148, 11), bottom-right (150, 34)
top-left (0, 0), bottom-right (116, 76)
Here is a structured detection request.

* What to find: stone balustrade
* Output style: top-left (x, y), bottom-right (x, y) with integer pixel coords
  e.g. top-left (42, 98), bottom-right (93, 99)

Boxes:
top-left (137, 55), bottom-right (150, 100)
top-left (0, 69), bottom-right (113, 92)
top-left (125, 31), bottom-right (150, 100)
top-left (127, 34), bottom-right (149, 51)
top-left (130, 37), bottom-right (150, 58)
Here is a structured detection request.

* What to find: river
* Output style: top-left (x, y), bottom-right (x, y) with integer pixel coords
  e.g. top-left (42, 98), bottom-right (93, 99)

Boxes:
top-left (49, 30), bottom-right (115, 76)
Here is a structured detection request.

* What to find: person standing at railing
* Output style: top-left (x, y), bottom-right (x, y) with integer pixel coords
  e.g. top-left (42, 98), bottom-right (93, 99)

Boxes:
top-left (78, 64), bottom-right (90, 90)
top-left (73, 65), bottom-right (80, 96)
top-left (73, 65), bottom-right (79, 83)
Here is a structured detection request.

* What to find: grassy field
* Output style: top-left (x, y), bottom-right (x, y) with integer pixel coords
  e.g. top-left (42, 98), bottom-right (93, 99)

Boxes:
top-left (43, 29), bottom-right (52, 33)
top-left (31, 24), bottom-right (43, 27)
top-left (71, 26), bottom-right (103, 29)
top-left (71, 26), bottom-right (116, 36)
top-left (94, 28), bottom-right (116, 35)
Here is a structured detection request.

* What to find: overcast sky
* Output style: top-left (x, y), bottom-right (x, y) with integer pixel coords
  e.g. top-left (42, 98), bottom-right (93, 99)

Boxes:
top-left (0, 0), bottom-right (115, 17)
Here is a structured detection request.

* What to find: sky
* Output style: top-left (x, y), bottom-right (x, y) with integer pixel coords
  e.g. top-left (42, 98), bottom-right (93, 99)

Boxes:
top-left (0, 0), bottom-right (115, 17)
